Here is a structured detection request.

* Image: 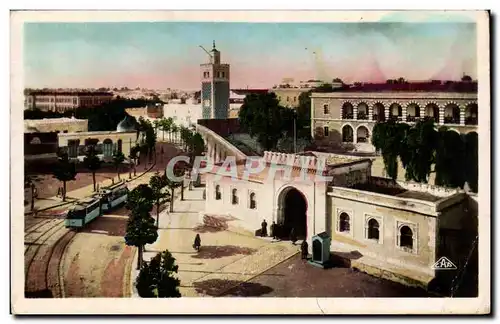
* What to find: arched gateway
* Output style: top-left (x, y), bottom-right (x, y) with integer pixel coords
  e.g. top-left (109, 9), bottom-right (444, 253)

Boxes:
top-left (277, 186), bottom-right (308, 240)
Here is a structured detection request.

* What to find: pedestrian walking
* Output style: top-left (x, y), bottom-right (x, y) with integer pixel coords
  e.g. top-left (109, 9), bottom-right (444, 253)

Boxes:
top-left (193, 233), bottom-right (201, 252)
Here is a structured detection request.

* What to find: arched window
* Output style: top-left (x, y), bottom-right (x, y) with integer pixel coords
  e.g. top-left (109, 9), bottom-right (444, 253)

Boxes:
top-left (339, 212), bottom-right (350, 232)
top-left (399, 226), bottom-right (413, 250)
top-left (103, 138), bottom-right (113, 157)
top-left (215, 185), bottom-right (221, 200)
top-left (367, 219), bottom-right (379, 241)
top-left (249, 192), bottom-right (256, 209)
top-left (232, 188), bottom-right (238, 205)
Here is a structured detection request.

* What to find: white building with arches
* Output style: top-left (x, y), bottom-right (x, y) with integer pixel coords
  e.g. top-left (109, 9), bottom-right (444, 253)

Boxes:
top-left (203, 150), bottom-right (477, 289)
top-left (311, 87), bottom-right (478, 152)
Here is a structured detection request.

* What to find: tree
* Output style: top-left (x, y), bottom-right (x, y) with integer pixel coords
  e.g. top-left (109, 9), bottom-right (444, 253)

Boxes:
top-left (125, 184), bottom-right (158, 270)
top-left (164, 167), bottom-right (183, 212)
top-left (150, 173), bottom-right (170, 227)
top-left (83, 145), bottom-right (102, 192)
top-left (52, 151), bottom-right (77, 201)
top-left (372, 120), bottom-right (407, 180)
top-left (399, 119), bottom-right (437, 183)
top-left (135, 250), bottom-right (181, 298)
top-left (464, 132), bottom-right (478, 193)
top-left (112, 150), bottom-right (126, 181)
top-left (435, 128), bottom-right (466, 189)
top-left (130, 144), bottom-right (141, 176)
top-left (171, 124), bottom-right (179, 145)
top-left (238, 93), bottom-right (286, 150)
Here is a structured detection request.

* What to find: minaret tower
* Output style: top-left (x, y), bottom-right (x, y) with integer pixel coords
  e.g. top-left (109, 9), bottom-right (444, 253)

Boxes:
top-left (200, 41), bottom-right (230, 119)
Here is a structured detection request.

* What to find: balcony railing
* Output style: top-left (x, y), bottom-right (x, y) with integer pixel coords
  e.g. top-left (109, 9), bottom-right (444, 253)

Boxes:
top-left (342, 112), bottom-right (354, 119)
top-left (357, 137), bottom-right (368, 143)
top-left (465, 116), bottom-right (478, 125)
top-left (372, 114), bottom-right (385, 122)
top-left (444, 116), bottom-right (460, 124)
top-left (357, 111), bottom-right (368, 120)
top-left (406, 115), bottom-right (420, 122)
top-left (343, 136), bottom-right (354, 143)
top-left (423, 115), bottom-right (439, 123)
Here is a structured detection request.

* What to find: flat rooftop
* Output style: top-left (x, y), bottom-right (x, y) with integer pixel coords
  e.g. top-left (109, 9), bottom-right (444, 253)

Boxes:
top-left (351, 183), bottom-right (441, 203)
top-left (25, 118), bottom-right (87, 124)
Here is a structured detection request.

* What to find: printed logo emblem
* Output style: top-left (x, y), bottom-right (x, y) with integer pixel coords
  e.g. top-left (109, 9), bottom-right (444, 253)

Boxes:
top-left (432, 257), bottom-right (458, 270)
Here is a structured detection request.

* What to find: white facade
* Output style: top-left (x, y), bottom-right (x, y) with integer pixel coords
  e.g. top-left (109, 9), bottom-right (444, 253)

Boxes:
top-left (202, 150), bottom-right (476, 287)
top-left (163, 103), bottom-right (203, 127)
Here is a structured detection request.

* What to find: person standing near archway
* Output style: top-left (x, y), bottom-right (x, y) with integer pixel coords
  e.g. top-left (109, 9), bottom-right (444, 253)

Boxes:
top-left (290, 227), bottom-right (297, 245)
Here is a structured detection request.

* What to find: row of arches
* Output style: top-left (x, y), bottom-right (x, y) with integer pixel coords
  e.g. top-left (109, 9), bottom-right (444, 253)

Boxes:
top-left (340, 102), bottom-right (478, 125)
top-left (338, 213), bottom-right (415, 251)
top-left (215, 185), bottom-right (257, 210)
top-left (341, 124), bottom-right (370, 143)
top-left (66, 138), bottom-right (123, 158)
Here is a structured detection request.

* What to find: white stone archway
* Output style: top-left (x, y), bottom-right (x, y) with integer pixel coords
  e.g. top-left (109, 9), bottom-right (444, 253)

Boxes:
top-left (275, 185), bottom-right (309, 240)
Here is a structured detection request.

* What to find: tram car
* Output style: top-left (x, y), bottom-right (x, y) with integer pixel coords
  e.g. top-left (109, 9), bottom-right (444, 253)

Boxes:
top-left (99, 182), bottom-right (129, 212)
top-left (65, 197), bottom-right (103, 229)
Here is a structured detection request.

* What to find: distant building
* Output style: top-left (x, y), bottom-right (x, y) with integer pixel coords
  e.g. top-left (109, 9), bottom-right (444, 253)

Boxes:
top-left (310, 81), bottom-right (478, 152)
top-left (200, 41), bottom-right (230, 119)
top-left (24, 90), bottom-right (114, 112)
top-left (57, 116), bottom-right (138, 162)
top-left (163, 102), bottom-right (203, 128)
top-left (24, 117), bottom-right (88, 134)
top-left (271, 78), bottom-right (344, 108)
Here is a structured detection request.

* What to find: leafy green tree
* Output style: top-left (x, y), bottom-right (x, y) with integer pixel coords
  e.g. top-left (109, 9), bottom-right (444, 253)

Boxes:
top-left (130, 144), bottom-right (141, 176)
top-left (464, 132), bottom-right (478, 192)
top-left (112, 150), bottom-right (126, 181)
top-left (435, 128), bottom-right (466, 189)
top-left (125, 184), bottom-right (158, 269)
top-left (372, 120), bottom-right (408, 180)
top-left (238, 92), bottom-right (285, 150)
top-left (52, 151), bottom-right (78, 201)
top-left (83, 145), bottom-right (102, 192)
top-left (399, 119), bottom-right (437, 183)
top-left (150, 173), bottom-right (170, 227)
top-left (135, 250), bottom-right (181, 298)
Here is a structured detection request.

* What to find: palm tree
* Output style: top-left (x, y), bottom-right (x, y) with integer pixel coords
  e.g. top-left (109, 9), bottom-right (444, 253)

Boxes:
top-left (171, 124), bottom-right (179, 145)
top-left (112, 150), bottom-right (126, 181)
top-left (83, 146), bottom-right (101, 192)
top-left (150, 173), bottom-right (170, 227)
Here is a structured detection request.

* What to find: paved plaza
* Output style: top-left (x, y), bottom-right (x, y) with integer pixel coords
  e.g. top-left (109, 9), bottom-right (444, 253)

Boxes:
top-left (135, 187), bottom-right (301, 297)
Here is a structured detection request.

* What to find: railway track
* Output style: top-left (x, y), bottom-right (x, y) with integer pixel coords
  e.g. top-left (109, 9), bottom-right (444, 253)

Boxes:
top-left (24, 218), bottom-right (73, 298)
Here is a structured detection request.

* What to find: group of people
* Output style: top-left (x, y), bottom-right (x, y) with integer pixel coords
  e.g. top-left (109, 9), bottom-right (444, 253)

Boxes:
top-left (260, 219), bottom-right (309, 260)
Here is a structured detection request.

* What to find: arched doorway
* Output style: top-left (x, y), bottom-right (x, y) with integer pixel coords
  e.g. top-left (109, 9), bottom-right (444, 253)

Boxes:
top-left (277, 187), bottom-right (307, 240)
top-left (342, 124), bottom-right (354, 143)
top-left (356, 125), bottom-right (370, 143)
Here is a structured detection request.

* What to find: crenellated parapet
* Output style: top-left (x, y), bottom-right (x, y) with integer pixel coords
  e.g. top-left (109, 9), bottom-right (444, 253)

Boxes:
top-left (262, 151), bottom-right (319, 169)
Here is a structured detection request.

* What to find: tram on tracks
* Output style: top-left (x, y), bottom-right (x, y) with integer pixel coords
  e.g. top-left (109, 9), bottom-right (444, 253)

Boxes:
top-left (64, 182), bottom-right (129, 229)
top-left (99, 182), bottom-right (129, 212)
top-left (64, 197), bottom-right (103, 229)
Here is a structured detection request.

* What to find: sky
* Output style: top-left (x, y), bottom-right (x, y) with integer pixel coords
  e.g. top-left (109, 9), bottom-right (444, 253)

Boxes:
top-left (23, 20), bottom-right (477, 90)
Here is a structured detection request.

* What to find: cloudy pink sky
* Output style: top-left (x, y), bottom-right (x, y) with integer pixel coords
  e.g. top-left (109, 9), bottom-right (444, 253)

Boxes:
top-left (24, 21), bottom-right (477, 90)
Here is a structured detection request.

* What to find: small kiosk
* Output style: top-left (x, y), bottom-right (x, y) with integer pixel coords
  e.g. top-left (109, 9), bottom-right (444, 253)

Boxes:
top-left (308, 232), bottom-right (332, 269)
